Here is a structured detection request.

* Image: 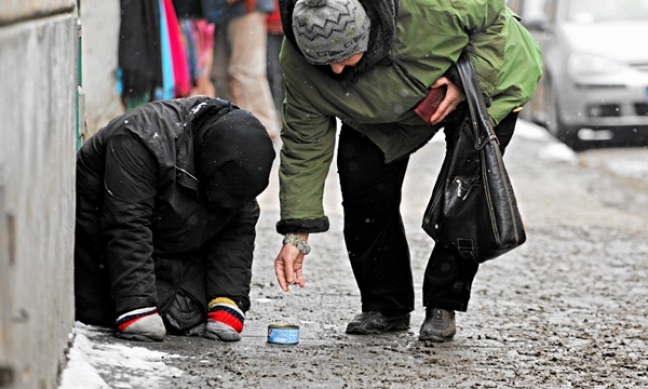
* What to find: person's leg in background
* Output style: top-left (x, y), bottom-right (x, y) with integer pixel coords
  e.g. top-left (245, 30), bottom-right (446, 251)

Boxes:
top-left (211, 21), bottom-right (232, 101)
top-left (226, 12), bottom-right (279, 140)
top-left (265, 0), bottom-right (285, 119)
top-left (266, 31), bottom-right (285, 117)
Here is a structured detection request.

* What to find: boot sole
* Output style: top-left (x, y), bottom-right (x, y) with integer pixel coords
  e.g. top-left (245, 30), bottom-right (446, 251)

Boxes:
top-left (418, 332), bottom-right (455, 342)
top-left (346, 320), bottom-right (410, 335)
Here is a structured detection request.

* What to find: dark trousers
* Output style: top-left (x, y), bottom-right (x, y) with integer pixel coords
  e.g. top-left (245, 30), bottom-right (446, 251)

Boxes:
top-left (337, 111), bottom-right (518, 313)
top-left (75, 248), bottom-right (208, 333)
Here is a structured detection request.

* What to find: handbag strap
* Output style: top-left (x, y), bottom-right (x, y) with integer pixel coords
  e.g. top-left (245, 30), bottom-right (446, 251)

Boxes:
top-left (456, 54), bottom-right (499, 150)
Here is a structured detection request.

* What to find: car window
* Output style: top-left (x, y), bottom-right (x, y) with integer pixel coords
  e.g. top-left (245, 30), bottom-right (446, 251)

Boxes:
top-left (567, 0), bottom-right (648, 22)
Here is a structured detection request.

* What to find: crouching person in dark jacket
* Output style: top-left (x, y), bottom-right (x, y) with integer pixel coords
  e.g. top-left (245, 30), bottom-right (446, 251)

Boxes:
top-left (75, 96), bottom-right (276, 342)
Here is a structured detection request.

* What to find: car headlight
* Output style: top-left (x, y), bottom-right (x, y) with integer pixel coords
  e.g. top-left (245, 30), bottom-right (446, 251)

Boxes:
top-left (568, 53), bottom-right (627, 76)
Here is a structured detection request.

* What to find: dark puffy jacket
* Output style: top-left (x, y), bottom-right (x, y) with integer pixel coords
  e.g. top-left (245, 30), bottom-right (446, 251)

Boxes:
top-left (75, 97), bottom-right (259, 326)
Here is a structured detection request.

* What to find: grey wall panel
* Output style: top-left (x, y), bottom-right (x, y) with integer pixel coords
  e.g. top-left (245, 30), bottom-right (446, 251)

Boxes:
top-left (0, 13), bottom-right (77, 389)
top-left (79, 0), bottom-right (123, 137)
top-left (0, 0), bottom-right (76, 24)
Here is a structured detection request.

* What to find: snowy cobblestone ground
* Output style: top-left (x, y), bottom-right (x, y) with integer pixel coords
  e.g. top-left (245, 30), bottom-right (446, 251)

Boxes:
top-left (61, 122), bottom-right (648, 388)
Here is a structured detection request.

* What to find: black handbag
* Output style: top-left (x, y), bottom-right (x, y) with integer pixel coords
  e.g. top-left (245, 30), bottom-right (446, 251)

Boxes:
top-left (421, 55), bottom-right (526, 263)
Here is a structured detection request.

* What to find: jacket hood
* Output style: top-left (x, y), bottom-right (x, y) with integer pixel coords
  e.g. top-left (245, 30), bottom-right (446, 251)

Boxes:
top-left (175, 98), bottom-right (239, 192)
top-left (280, 0), bottom-right (399, 84)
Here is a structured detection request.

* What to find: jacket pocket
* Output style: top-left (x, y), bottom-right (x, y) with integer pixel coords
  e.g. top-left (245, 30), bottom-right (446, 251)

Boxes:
top-left (391, 59), bottom-right (428, 95)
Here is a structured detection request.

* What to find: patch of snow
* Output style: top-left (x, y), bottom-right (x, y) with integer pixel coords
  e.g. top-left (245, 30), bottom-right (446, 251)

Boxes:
top-left (59, 345), bottom-right (111, 389)
top-left (59, 322), bottom-right (184, 389)
top-left (605, 159), bottom-right (648, 179)
top-left (538, 143), bottom-right (578, 164)
top-left (515, 120), bottom-right (554, 141)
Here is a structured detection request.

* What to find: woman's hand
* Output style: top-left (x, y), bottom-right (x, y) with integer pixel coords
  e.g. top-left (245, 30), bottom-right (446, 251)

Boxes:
top-left (428, 76), bottom-right (464, 125)
top-left (274, 234), bottom-right (309, 291)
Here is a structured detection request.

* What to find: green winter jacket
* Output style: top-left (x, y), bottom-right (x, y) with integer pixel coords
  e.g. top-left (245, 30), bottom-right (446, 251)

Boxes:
top-left (276, 0), bottom-right (542, 234)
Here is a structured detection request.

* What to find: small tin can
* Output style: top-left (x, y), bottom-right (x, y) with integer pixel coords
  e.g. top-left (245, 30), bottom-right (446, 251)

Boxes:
top-left (267, 323), bottom-right (300, 345)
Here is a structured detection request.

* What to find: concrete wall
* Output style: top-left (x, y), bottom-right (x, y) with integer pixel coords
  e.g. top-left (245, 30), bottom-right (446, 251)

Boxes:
top-left (79, 0), bottom-right (123, 137)
top-left (0, 1), bottom-right (78, 388)
top-left (0, 1), bottom-right (75, 22)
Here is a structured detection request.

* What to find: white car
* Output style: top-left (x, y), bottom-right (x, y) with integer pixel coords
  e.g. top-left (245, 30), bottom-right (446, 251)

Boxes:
top-left (511, 0), bottom-right (648, 150)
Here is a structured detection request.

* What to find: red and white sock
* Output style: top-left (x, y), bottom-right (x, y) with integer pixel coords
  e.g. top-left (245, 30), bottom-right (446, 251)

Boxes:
top-left (115, 307), bottom-right (165, 341)
top-left (205, 297), bottom-right (244, 341)
top-left (207, 297), bottom-right (244, 332)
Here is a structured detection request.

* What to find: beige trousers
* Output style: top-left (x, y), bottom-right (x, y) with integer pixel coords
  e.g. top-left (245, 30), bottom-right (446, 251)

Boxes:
top-left (212, 12), bottom-right (279, 139)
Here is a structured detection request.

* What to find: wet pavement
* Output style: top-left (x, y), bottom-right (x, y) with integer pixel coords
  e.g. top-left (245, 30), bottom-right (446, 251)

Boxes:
top-left (60, 121), bottom-right (648, 388)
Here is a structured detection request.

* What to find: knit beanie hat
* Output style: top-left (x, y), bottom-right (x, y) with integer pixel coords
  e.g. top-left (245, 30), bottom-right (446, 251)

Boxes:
top-left (292, 0), bottom-right (371, 66)
top-left (194, 108), bottom-right (276, 211)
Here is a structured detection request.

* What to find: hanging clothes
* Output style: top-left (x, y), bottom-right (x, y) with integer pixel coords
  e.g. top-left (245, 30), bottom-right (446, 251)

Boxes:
top-left (163, 0), bottom-right (192, 97)
top-left (158, 0), bottom-right (175, 100)
top-left (182, 20), bottom-right (215, 87)
top-left (180, 20), bottom-right (198, 85)
top-left (118, 0), bottom-right (163, 109)
top-left (118, 0), bottom-right (208, 109)
top-left (172, 0), bottom-right (215, 97)
top-left (172, 0), bottom-right (204, 19)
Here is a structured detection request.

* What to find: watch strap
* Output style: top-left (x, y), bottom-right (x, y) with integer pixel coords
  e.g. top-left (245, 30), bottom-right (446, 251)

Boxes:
top-left (282, 233), bottom-right (311, 255)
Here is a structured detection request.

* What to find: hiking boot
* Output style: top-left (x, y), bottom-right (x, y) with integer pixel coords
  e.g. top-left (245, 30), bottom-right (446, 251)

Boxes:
top-left (419, 308), bottom-right (456, 342)
top-left (115, 307), bottom-right (166, 342)
top-left (345, 311), bottom-right (410, 335)
top-left (204, 297), bottom-right (244, 342)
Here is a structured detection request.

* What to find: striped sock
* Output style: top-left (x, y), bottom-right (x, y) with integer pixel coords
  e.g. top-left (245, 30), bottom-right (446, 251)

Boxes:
top-left (116, 307), bottom-right (159, 331)
top-left (207, 297), bottom-right (244, 333)
top-left (115, 307), bottom-right (165, 341)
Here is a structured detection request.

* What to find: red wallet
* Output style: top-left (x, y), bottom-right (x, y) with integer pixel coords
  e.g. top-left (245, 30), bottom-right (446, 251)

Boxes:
top-left (414, 86), bottom-right (447, 124)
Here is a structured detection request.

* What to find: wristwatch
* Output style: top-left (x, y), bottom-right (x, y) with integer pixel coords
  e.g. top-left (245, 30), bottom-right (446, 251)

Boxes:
top-left (282, 233), bottom-right (311, 255)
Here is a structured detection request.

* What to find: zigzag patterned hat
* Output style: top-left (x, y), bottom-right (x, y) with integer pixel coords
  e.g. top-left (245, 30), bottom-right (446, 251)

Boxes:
top-left (292, 0), bottom-right (371, 66)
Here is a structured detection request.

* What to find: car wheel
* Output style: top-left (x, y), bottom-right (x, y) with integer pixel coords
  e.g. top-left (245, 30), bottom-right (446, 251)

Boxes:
top-left (543, 77), bottom-right (584, 150)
